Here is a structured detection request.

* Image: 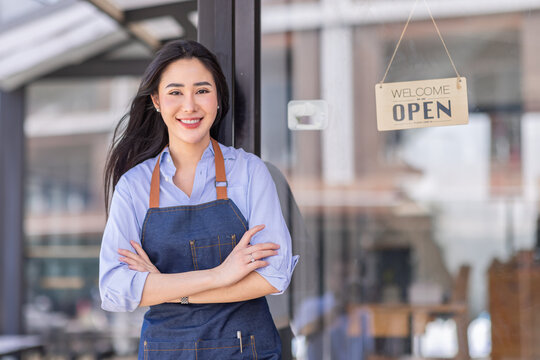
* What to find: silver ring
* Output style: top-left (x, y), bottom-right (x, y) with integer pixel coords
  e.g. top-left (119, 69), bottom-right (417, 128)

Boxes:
top-left (250, 254), bottom-right (255, 263)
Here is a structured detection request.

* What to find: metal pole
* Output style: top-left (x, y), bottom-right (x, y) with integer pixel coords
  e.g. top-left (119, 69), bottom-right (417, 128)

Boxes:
top-left (0, 88), bottom-right (25, 334)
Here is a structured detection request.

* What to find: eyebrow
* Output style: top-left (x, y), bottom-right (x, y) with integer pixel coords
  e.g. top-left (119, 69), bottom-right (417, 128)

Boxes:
top-left (165, 81), bottom-right (212, 88)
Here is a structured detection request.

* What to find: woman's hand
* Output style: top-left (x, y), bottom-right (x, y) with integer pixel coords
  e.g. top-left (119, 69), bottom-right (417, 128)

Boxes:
top-left (118, 240), bottom-right (161, 274)
top-left (211, 225), bottom-right (280, 287)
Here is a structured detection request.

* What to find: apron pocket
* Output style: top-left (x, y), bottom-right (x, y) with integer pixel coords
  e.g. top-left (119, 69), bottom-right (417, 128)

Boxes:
top-left (197, 335), bottom-right (256, 360)
top-left (190, 234), bottom-right (238, 270)
top-left (143, 339), bottom-right (195, 360)
top-left (143, 335), bottom-right (256, 360)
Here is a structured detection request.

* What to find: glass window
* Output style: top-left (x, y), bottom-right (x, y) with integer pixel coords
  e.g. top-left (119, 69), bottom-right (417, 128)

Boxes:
top-left (28, 80), bottom-right (112, 117)
top-left (24, 77), bottom-right (142, 358)
top-left (261, 2), bottom-right (540, 359)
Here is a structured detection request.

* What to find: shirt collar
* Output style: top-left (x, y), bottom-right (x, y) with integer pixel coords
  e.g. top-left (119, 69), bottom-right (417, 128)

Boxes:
top-left (159, 146), bottom-right (171, 164)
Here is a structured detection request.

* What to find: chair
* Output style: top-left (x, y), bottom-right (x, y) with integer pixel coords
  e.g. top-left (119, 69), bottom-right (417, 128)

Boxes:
top-left (451, 265), bottom-right (471, 360)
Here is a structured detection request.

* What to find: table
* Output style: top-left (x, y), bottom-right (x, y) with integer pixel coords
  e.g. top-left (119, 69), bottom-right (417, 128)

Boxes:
top-left (347, 303), bottom-right (468, 360)
top-left (0, 335), bottom-right (44, 357)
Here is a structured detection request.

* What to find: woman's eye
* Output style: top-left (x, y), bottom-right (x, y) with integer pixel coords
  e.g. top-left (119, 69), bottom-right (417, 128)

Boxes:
top-left (169, 91), bottom-right (181, 95)
top-left (197, 89), bottom-right (210, 94)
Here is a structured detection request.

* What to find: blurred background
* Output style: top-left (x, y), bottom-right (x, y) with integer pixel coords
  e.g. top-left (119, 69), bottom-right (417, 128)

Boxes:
top-left (1, 0), bottom-right (540, 359)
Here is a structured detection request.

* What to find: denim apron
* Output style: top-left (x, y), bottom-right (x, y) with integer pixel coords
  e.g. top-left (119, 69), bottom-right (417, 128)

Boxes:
top-left (137, 139), bottom-right (281, 359)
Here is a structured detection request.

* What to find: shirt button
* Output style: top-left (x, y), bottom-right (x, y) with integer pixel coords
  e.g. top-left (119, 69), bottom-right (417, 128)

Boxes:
top-left (168, 158), bottom-right (171, 163)
top-left (165, 177), bottom-right (169, 182)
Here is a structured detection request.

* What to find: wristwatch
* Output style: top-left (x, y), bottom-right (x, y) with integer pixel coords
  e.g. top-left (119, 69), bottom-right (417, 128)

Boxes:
top-left (180, 296), bottom-right (189, 305)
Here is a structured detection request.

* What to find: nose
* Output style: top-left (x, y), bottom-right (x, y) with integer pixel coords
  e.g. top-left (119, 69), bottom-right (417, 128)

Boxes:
top-left (182, 93), bottom-right (197, 112)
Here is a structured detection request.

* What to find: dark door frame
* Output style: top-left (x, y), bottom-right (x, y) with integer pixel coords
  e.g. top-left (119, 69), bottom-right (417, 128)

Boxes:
top-left (198, 0), bottom-right (261, 156)
top-left (0, 88), bottom-right (25, 334)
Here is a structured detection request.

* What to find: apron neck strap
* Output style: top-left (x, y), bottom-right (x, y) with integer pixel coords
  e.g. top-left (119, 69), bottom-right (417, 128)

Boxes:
top-left (149, 151), bottom-right (161, 208)
top-left (211, 138), bottom-right (228, 201)
top-left (149, 138), bottom-right (228, 209)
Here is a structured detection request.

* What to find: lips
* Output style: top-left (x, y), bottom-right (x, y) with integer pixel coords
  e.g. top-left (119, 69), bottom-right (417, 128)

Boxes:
top-left (176, 117), bottom-right (202, 128)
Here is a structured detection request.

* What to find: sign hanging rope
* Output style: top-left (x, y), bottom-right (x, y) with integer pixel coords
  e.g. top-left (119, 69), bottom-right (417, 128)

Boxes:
top-left (379, 0), bottom-right (462, 89)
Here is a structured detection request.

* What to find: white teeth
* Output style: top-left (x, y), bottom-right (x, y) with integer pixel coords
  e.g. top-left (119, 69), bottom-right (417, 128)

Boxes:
top-left (179, 118), bottom-right (201, 124)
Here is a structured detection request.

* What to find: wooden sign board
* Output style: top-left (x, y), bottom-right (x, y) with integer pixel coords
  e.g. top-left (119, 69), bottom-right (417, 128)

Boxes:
top-left (375, 77), bottom-right (468, 131)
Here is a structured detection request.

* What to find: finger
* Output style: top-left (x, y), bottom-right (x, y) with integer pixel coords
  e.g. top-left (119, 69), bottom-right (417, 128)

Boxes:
top-left (128, 264), bottom-right (148, 272)
top-left (126, 260), bottom-right (154, 272)
top-left (118, 249), bottom-right (138, 259)
top-left (247, 260), bottom-right (269, 270)
top-left (119, 256), bottom-right (143, 267)
top-left (238, 225), bottom-right (265, 246)
top-left (119, 256), bottom-right (133, 263)
top-left (118, 249), bottom-right (144, 262)
top-left (246, 242), bottom-right (280, 253)
top-left (122, 256), bottom-right (142, 268)
top-left (130, 241), bottom-right (152, 263)
top-left (251, 250), bottom-right (279, 260)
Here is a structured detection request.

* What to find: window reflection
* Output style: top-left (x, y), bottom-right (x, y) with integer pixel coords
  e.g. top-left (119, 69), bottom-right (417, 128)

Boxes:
top-left (262, 2), bottom-right (540, 359)
top-left (24, 78), bottom-right (140, 358)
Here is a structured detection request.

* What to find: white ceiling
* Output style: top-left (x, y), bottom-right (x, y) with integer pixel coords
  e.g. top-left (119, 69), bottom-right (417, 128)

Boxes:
top-left (0, 0), bottom-right (197, 90)
top-left (0, 1), bottom-right (126, 90)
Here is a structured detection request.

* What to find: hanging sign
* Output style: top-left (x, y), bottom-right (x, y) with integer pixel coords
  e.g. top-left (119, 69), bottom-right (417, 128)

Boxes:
top-left (376, 77), bottom-right (468, 131)
top-left (375, 0), bottom-right (469, 131)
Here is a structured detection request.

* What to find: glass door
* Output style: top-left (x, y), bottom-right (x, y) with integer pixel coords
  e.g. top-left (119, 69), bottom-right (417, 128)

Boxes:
top-left (261, 0), bottom-right (540, 359)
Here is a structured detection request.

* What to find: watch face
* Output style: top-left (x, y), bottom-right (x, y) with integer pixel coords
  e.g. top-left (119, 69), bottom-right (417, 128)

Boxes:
top-left (181, 297), bottom-right (189, 304)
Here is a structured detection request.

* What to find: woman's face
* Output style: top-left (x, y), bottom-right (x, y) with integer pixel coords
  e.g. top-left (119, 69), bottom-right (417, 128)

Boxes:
top-left (152, 58), bottom-right (218, 148)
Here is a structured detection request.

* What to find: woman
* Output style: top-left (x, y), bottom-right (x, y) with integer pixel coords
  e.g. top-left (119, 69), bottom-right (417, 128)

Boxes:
top-left (99, 40), bottom-right (298, 359)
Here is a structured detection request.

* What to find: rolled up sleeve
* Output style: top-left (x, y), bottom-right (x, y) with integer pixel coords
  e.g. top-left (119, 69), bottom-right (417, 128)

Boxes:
top-left (99, 176), bottom-right (149, 312)
top-left (246, 157), bottom-right (299, 294)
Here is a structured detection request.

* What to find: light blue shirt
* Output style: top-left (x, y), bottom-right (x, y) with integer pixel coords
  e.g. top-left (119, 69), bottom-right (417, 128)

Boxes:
top-left (99, 141), bottom-right (299, 312)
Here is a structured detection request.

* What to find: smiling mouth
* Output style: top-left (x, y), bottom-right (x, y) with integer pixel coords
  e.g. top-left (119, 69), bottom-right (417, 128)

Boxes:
top-left (177, 118), bottom-right (202, 124)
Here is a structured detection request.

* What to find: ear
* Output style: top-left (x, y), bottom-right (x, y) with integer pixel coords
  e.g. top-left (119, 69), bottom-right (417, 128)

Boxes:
top-left (150, 93), bottom-right (160, 110)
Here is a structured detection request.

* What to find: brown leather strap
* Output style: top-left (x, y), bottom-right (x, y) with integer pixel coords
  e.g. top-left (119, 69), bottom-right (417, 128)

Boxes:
top-left (211, 138), bottom-right (228, 200)
top-left (149, 150), bottom-right (163, 209)
top-left (148, 139), bottom-right (228, 208)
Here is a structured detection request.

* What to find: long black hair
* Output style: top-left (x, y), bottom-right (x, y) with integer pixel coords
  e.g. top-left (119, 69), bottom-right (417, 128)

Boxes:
top-left (104, 40), bottom-right (229, 214)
